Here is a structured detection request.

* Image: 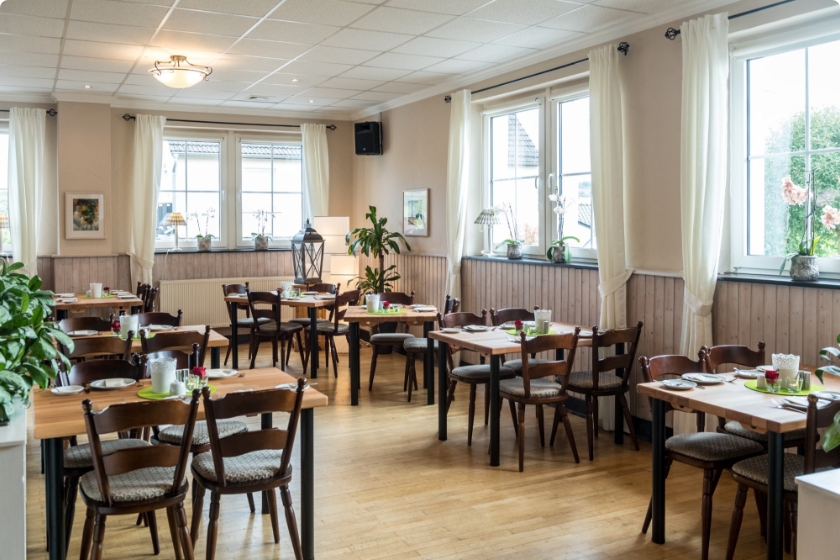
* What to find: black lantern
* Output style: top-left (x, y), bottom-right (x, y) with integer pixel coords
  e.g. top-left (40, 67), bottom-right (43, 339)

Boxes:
top-left (291, 220), bottom-right (325, 284)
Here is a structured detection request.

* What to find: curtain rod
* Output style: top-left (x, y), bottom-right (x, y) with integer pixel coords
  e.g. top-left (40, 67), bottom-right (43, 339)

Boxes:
top-left (0, 109), bottom-right (57, 116)
top-left (121, 113), bottom-right (336, 130)
top-left (665, 0), bottom-right (800, 39)
top-left (444, 42), bottom-right (628, 103)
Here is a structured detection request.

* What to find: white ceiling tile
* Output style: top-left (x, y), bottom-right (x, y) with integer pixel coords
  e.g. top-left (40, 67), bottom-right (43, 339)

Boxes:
top-left (193, 80), bottom-right (253, 92)
top-left (227, 39), bottom-right (310, 59)
top-left (169, 87), bottom-right (235, 99)
top-left (61, 56), bottom-right (135, 73)
top-left (469, 0), bottom-right (581, 25)
top-left (383, 0), bottom-right (491, 16)
top-left (117, 93), bottom-right (174, 103)
top-left (371, 81), bottom-right (427, 94)
top-left (301, 87), bottom-right (363, 98)
top-left (138, 48), bottom-right (218, 68)
top-left (351, 7), bottom-right (454, 35)
top-left (422, 58), bottom-right (492, 74)
top-left (0, 51), bottom-right (59, 68)
top-left (55, 80), bottom-right (119, 93)
top-left (322, 28), bottom-right (413, 51)
top-left (0, 76), bottom-right (56, 88)
top-left (351, 90), bottom-right (401, 101)
top-left (58, 68), bottom-right (127, 84)
top-left (328, 98), bottom-right (374, 108)
top-left (0, 64), bottom-right (56, 79)
top-left (0, 15), bottom-right (65, 38)
top-left (149, 30), bottom-right (237, 53)
top-left (0, 86), bottom-right (54, 94)
top-left (456, 43), bottom-right (535, 63)
top-left (247, 20), bottom-right (340, 45)
top-left (119, 0), bottom-right (176, 4)
top-left (0, 0), bottom-right (69, 19)
top-left (220, 100), bottom-right (279, 108)
top-left (163, 9), bottom-right (259, 37)
top-left (269, 0), bottom-right (376, 27)
top-left (362, 52), bottom-right (442, 71)
top-left (118, 83), bottom-right (177, 96)
top-left (207, 68), bottom-right (270, 83)
top-left (164, 97), bottom-right (224, 106)
top-left (594, 0), bottom-right (688, 13)
top-left (66, 22), bottom-right (157, 45)
top-left (212, 54), bottom-right (289, 72)
top-left (387, 70), bottom-right (450, 85)
top-left (280, 60), bottom-right (353, 77)
top-left (238, 83), bottom-right (307, 96)
top-left (270, 102), bottom-right (319, 111)
top-left (300, 46), bottom-right (381, 65)
top-left (391, 36), bottom-right (481, 57)
top-left (261, 73), bottom-right (327, 87)
top-left (425, 17), bottom-right (525, 42)
top-left (176, 0), bottom-right (281, 17)
top-left (345, 0), bottom-right (387, 4)
top-left (318, 77), bottom-right (384, 90)
top-left (540, 5), bottom-right (641, 32)
top-left (287, 96), bottom-right (340, 106)
top-left (494, 27), bottom-right (582, 49)
top-left (0, 34), bottom-right (61, 55)
top-left (70, 0), bottom-right (170, 27)
top-left (338, 66), bottom-right (409, 81)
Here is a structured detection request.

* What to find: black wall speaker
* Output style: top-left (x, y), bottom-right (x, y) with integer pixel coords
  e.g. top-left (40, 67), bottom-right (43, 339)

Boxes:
top-left (355, 121), bottom-right (383, 155)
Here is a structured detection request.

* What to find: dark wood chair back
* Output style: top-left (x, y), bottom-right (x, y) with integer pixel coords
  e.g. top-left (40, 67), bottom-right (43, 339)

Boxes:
top-left (200, 381), bottom-right (305, 488)
top-left (58, 316), bottom-right (113, 334)
top-left (439, 310), bottom-right (487, 329)
top-left (223, 283), bottom-right (252, 325)
top-left (61, 335), bottom-right (133, 361)
top-left (805, 394), bottom-right (840, 473)
top-left (61, 356), bottom-right (147, 387)
top-left (246, 290), bottom-right (282, 331)
top-left (145, 345), bottom-right (200, 374)
top-left (443, 295), bottom-right (460, 315)
top-left (137, 310), bottom-right (183, 327)
top-left (136, 282), bottom-right (151, 299)
top-left (141, 327), bottom-right (210, 366)
top-left (376, 291), bottom-right (415, 306)
top-left (144, 286), bottom-right (159, 312)
top-left (517, 330), bottom-right (580, 398)
top-left (489, 306), bottom-right (538, 326)
top-left (702, 342), bottom-right (766, 372)
top-left (639, 353), bottom-right (708, 430)
top-left (334, 289), bottom-right (360, 327)
top-left (81, 394), bottom-right (199, 507)
top-left (307, 283), bottom-right (337, 294)
top-left (589, 321), bottom-right (643, 390)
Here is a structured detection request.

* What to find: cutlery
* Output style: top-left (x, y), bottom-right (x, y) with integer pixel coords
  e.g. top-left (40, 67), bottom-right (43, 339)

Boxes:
top-left (770, 399), bottom-right (806, 413)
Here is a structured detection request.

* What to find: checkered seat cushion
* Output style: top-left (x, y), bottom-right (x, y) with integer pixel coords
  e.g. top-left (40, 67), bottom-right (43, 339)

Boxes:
top-left (732, 453), bottom-right (829, 493)
top-left (723, 421), bottom-right (807, 444)
top-left (370, 333), bottom-right (415, 343)
top-left (257, 322), bottom-right (304, 334)
top-left (404, 338), bottom-right (438, 352)
top-left (502, 359), bottom-right (549, 373)
top-left (567, 371), bottom-right (623, 391)
top-left (234, 317), bottom-right (272, 328)
top-left (665, 432), bottom-right (764, 462)
top-left (450, 364), bottom-right (514, 382)
top-left (500, 377), bottom-right (563, 398)
top-left (289, 317), bottom-right (331, 326)
top-left (157, 420), bottom-right (247, 447)
top-left (65, 439), bottom-right (152, 470)
top-left (192, 450), bottom-right (284, 484)
top-left (81, 466), bottom-right (185, 503)
top-left (306, 323), bottom-right (349, 334)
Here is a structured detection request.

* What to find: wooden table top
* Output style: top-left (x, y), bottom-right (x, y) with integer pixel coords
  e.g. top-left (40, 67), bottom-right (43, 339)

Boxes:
top-left (33, 367), bottom-right (328, 440)
top-left (54, 293), bottom-right (143, 310)
top-left (68, 325), bottom-right (229, 350)
top-left (344, 306), bottom-right (439, 326)
top-left (428, 322), bottom-right (593, 355)
top-left (224, 293), bottom-right (336, 309)
top-left (637, 372), bottom-right (840, 434)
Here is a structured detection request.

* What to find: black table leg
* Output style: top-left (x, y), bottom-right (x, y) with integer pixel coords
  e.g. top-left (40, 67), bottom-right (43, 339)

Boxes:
top-left (651, 398), bottom-right (666, 544)
top-left (308, 307), bottom-right (319, 378)
top-left (423, 321), bottom-right (434, 405)
top-left (261, 413), bottom-right (272, 514)
top-left (229, 302), bottom-right (239, 370)
top-left (56, 309), bottom-right (68, 321)
top-left (210, 347), bottom-right (220, 369)
top-left (349, 322), bottom-right (360, 406)
top-left (766, 432), bottom-right (784, 560)
top-left (437, 340), bottom-right (448, 441)
top-left (614, 342), bottom-right (625, 445)
top-left (44, 437), bottom-right (66, 560)
top-left (489, 355), bottom-right (500, 467)
top-left (301, 408), bottom-right (314, 560)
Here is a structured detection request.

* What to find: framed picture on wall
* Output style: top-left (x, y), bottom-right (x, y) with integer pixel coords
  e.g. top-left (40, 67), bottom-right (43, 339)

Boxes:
top-left (65, 193), bottom-right (105, 239)
top-left (403, 189), bottom-right (429, 237)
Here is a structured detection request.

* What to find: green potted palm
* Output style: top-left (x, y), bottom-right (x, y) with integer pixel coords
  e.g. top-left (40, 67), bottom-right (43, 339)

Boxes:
top-left (0, 261), bottom-right (72, 425)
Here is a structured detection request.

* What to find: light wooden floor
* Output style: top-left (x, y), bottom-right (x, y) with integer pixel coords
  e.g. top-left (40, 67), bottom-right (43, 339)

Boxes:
top-left (25, 346), bottom-right (785, 560)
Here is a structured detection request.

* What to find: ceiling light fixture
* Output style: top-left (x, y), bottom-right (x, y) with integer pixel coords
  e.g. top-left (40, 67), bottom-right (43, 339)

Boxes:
top-left (84, 85), bottom-right (91, 89)
top-left (308, 99), bottom-right (314, 103)
top-left (149, 55), bottom-right (212, 89)
top-left (292, 78), bottom-right (299, 83)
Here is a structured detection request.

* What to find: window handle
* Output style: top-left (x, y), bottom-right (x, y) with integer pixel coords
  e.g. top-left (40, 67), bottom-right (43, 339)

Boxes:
top-left (548, 173), bottom-right (555, 192)
top-left (534, 176), bottom-right (539, 190)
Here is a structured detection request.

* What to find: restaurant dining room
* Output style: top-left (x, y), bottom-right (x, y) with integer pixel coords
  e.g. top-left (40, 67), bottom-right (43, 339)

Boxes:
top-left (1, 0), bottom-right (840, 559)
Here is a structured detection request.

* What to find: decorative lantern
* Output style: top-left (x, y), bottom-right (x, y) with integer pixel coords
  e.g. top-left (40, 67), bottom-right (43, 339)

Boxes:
top-left (291, 220), bottom-right (325, 284)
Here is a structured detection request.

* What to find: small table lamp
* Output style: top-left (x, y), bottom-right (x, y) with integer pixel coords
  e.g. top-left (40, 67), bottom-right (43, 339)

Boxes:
top-left (0, 214), bottom-right (8, 254)
top-left (164, 212), bottom-right (187, 251)
top-left (474, 208), bottom-right (502, 256)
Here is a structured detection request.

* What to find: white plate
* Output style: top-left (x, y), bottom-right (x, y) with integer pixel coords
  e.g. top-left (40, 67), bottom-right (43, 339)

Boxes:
top-left (734, 368), bottom-right (761, 379)
top-left (51, 385), bottom-right (84, 395)
top-left (464, 325), bottom-right (488, 332)
top-left (682, 373), bottom-right (726, 385)
top-left (316, 295), bottom-right (335, 300)
top-left (440, 328), bottom-right (460, 333)
top-left (662, 379), bottom-right (697, 390)
top-left (757, 365), bottom-right (775, 372)
top-left (68, 329), bottom-right (98, 337)
top-left (90, 378), bottom-right (136, 390)
top-left (206, 368), bottom-right (237, 379)
top-left (815, 390), bottom-right (840, 401)
top-left (413, 306), bottom-right (437, 312)
top-left (507, 334), bottom-right (535, 343)
top-left (148, 324), bottom-right (174, 331)
top-left (276, 383), bottom-right (310, 391)
top-left (117, 295), bottom-right (135, 299)
top-left (303, 291), bottom-right (318, 296)
top-left (58, 298), bottom-right (78, 303)
top-left (56, 293), bottom-right (76, 298)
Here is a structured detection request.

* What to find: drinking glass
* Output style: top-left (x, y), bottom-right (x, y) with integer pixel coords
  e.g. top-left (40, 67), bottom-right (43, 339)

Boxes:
top-left (787, 376), bottom-right (803, 393)
top-left (766, 380), bottom-right (781, 393)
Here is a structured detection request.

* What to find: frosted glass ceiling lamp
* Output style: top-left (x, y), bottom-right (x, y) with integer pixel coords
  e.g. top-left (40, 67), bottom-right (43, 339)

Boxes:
top-left (149, 55), bottom-right (212, 88)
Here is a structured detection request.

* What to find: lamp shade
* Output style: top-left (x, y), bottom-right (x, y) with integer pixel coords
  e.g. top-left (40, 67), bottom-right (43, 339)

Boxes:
top-left (0, 214), bottom-right (9, 229)
top-left (164, 212), bottom-right (187, 226)
top-left (330, 254), bottom-right (357, 277)
top-left (149, 55), bottom-right (212, 89)
top-left (474, 208), bottom-right (503, 226)
top-left (313, 216), bottom-right (350, 254)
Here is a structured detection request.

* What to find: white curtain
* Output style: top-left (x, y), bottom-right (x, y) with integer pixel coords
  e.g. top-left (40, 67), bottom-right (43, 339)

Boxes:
top-left (589, 45), bottom-right (633, 432)
top-left (128, 114), bottom-right (166, 286)
top-left (444, 90), bottom-right (471, 299)
top-left (8, 107), bottom-right (46, 277)
top-left (301, 123), bottom-right (330, 222)
top-left (678, 13), bottom-right (730, 433)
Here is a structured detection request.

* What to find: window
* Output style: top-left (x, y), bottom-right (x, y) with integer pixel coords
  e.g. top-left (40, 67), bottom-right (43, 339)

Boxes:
top-left (731, 35), bottom-right (840, 273)
top-left (240, 142), bottom-right (303, 242)
top-left (555, 95), bottom-right (595, 251)
top-left (0, 130), bottom-right (8, 250)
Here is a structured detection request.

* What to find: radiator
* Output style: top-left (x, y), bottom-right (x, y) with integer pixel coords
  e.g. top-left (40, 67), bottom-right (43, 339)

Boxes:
top-left (159, 276), bottom-right (295, 327)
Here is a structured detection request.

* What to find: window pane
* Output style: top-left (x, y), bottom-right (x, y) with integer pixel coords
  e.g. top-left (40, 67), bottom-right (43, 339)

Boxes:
top-left (0, 133), bottom-right (8, 247)
top-left (185, 193), bottom-right (220, 238)
top-left (560, 97), bottom-right (590, 175)
top-left (747, 155), bottom-right (805, 257)
top-left (242, 144), bottom-right (273, 193)
top-left (809, 39), bottom-right (840, 151)
top-left (557, 97), bottom-right (595, 250)
top-left (748, 49), bottom-right (806, 156)
top-left (242, 193), bottom-right (271, 238)
top-left (273, 194), bottom-right (302, 238)
top-left (561, 175), bottom-right (595, 249)
top-left (813, 152), bottom-right (840, 256)
top-left (241, 142), bottom-right (302, 241)
top-left (273, 148), bottom-right (302, 193)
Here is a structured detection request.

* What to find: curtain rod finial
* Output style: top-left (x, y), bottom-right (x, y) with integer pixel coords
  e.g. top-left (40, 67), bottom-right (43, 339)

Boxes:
top-left (327, 124), bottom-right (337, 130)
top-left (444, 95), bottom-right (451, 103)
top-left (122, 113), bottom-right (134, 121)
top-left (665, 27), bottom-right (680, 40)
top-left (46, 108), bottom-right (57, 116)
top-left (618, 42), bottom-right (630, 55)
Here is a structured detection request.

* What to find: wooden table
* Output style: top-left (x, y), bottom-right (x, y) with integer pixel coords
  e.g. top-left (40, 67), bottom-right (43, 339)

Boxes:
top-left (637, 373), bottom-right (840, 560)
top-left (224, 294), bottom-right (336, 377)
top-left (53, 294), bottom-right (144, 320)
top-left (428, 322), bottom-right (592, 467)
top-left (34, 367), bottom-right (327, 560)
top-left (344, 307), bottom-right (439, 407)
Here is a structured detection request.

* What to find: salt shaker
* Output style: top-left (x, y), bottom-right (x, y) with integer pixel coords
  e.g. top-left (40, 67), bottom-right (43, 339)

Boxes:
top-left (170, 380), bottom-right (186, 397)
top-left (800, 370), bottom-right (812, 391)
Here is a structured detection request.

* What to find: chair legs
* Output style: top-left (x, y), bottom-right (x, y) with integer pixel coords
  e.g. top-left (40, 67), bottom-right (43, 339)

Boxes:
top-left (206, 492), bottom-right (221, 560)
top-left (701, 469), bottom-right (723, 560)
top-left (266, 487), bottom-right (281, 544)
top-left (148, 510), bottom-right (160, 555)
top-left (467, 384), bottom-right (477, 446)
top-left (64, 476), bottom-right (79, 553)
top-left (549, 403), bottom-right (580, 463)
top-left (585, 396), bottom-right (595, 461)
top-left (91, 513), bottom-right (106, 560)
top-left (619, 393), bottom-right (640, 451)
top-left (368, 346), bottom-right (380, 391)
top-left (517, 402), bottom-right (526, 472)
top-left (726, 482), bottom-right (749, 560)
top-left (536, 404), bottom-right (545, 447)
top-left (175, 503), bottom-right (194, 560)
top-left (79, 507), bottom-right (94, 560)
top-left (445, 379), bottom-right (457, 414)
top-left (329, 336), bottom-right (339, 378)
top-left (190, 483), bottom-right (206, 545)
top-left (280, 485), bottom-right (303, 560)
top-left (166, 506), bottom-right (183, 560)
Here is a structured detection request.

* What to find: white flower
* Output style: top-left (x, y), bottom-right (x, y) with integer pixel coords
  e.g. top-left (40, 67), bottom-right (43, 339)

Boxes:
top-left (553, 206), bottom-right (565, 215)
top-left (548, 194), bottom-right (559, 202)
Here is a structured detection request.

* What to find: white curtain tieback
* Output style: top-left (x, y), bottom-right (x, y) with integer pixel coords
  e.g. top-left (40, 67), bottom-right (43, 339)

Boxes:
top-left (684, 286), bottom-right (713, 317)
top-left (129, 252), bottom-right (154, 271)
top-left (599, 269), bottom-right (633, 298)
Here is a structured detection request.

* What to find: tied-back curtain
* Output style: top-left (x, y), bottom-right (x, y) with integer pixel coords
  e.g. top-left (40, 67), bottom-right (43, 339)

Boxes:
top-left (589, 45), bottom-right (632, 433)
top-left (301, 123), bottom-right (330, 222)
top-left (678, 13), bottom-right (729, 433)
top-left (8, 107), bottom-right (46, 277)
top-left (444, 90), bottom-right (471, 299)
top-left (128, 114), bottom-right (166, 287)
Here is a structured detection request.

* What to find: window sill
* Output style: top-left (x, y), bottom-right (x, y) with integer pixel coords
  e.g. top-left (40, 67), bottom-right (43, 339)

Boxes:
top-left (154, 248), bottom-right (291, 255)
top-left (717, 271), bottom-right (840, 290)
top-left (463, 255), bottom-right (599, 271)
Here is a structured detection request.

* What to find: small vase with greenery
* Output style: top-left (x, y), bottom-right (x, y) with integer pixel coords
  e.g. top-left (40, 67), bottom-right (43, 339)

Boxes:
top-left (191, 208), bottom-right (216, 251)
top-left (346, 206), bottom-right (411, 294)
top-left (252, 210), bottom-right (275, 251)
top-left (494, 203), bottom-right (523, 260)
top-left (779, 174), bottom-right (840, 280)
top-left (0, 261), bottom-right (72, 424)
top-left (546, 191), bottom-right (579, 263)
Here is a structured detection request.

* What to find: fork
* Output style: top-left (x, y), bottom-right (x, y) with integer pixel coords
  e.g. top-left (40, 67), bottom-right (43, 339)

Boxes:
top-left (770, 399), bottom-right (806, 413)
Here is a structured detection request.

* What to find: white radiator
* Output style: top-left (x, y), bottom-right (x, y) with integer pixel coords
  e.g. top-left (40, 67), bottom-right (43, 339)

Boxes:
top-left (159, 276), bottom-right (295, 327)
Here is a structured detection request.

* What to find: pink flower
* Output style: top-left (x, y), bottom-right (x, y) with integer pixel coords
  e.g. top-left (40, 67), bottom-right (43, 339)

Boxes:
top-left (822, 205), bottom-right (840, 230)
top-left (781, 177), bottom-right (807, 206)
top-left (192, 366), bottom-right (207, 380)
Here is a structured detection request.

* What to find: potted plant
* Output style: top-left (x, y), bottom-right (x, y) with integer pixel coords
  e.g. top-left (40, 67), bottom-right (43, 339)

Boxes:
top-left (252, 210), bottom-right (275, 251)
top-left (779, 175), bottom-right (840, 281)
top-left (547, 237), bottom-right (580, 264)
top-left (346, 206), bottom-right (411, 294)
top-left (815, 336), bottom-right (840, 452)
top-left (191, 208), bottom-right (216, 252)
top-left (0, 261), bottom-right (72, 425)
top-left (494, 203), bottom-right (523, 260)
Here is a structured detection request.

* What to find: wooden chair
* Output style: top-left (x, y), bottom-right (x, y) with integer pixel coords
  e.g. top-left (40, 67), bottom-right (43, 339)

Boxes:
top-left (145, 346), bottom-right (200, 374)
top-left (144, 286), bottom-right (159, 312)
top-left (725, 394), bottom-right (840, 560)
top-left (303, 289), bottom-right (360, 378)
top-left (565, 321), bottom-right (643, 461)
top-left (290, 282), bottom-right (337, 329)
top-left (442, 311), bottom-right (515, 446)
top-left (247, 290), bottom-right (306, 370)
top-left (136, 282), bottom-right (150, 301)
top-left (221, 283), bottom-right (268, 367)
top-left (501, 330), bottom-right (583, 471)
top-left (190, 381), bottom-right (307, 560)
top-left (368, 291), bottom-right (415, 392)
top-left (402, 295), bottom-right (460, 402)
top-left (60, 335), bottom-right (133, 362)
top-left (58, 316), bottom-right (114, 334)
top-left (141, 326), bottom-right (210, 367)
top-left (639, 354), bottom-right (765, 560)
top-left (78, 394), bottom-right (200, 560)
top-left (489, 306), bottom-right (539, 370)
top-left (137, 310), bottom-right (183, 327)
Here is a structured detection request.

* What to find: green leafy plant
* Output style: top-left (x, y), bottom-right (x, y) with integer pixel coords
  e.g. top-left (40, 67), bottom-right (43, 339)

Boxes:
top-left (779, 236), bottom-right (821, 275)
top-left (816, 335), bottom-right (840, 451)
top-left (0, 261), bottom-right (72, 422)
top-left (346, 206), bottom-right (411, 294)
top-left (546, 236), bottom-right (580, 261)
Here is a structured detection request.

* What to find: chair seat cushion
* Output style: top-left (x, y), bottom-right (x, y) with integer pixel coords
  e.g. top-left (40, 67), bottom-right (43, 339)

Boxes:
top-left (157, 420), bottom-right (247, 447)
top-left (450, 364), bottom-right (514, 381)
top-left (65, 439), bottom-right (152, 469)
top-left (370, 333), bottom-right (415, 343)
top-left (724, 421), bottom-right (808, 443)
top-left (502, 359), bottom-right (549, 372)
top-left (235, 317), bottom-right (271, 328)
top-left (305, 323), bottom-right (349, 334)
top-left (567, 371), bottom-right (623, 391)
top-left (192, 450), bottom-right (284, 484)
top-left (731, 453), bottom-right (820, 493)
top-left (500, 377), bottom-right (562, 398)
top-left (257, 322), bottom-right (303, 334)
top-left (81, 466), bottom-right (184, 503)
top-left (289, 318), bottom-right (331, 326)
top-left (665, 432), bottom-right (764, 463)
top-left (404, 338), bottom-right (438, 352)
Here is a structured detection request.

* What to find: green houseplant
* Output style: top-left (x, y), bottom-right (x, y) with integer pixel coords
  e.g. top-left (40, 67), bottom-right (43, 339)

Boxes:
top-left (494, 203), bottom-right (523, 260)
top-left (547, 237), bottom-right (580, 264)
top-left (191, 208), bottom-right (216, 252)
top-left (346, 206), bottom-right (411, 294)
top-left (0, 261), bottom-right (72, 424)
top-left (815, 336), bottom-right (840, 452)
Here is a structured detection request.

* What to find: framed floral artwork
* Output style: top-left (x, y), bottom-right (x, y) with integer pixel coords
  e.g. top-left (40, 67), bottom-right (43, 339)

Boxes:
top-left (65, 193), bottom-right (105, 239)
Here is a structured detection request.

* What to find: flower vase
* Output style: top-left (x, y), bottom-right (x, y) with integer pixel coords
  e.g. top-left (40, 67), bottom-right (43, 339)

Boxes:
top-left (254, 235), bottom-right (269, 251)
top-left (506, 242), bottom-right (523, 260)
top-left (197, 237), bottom-right (212, 252)
top-left (790, 255), bottom-right (819, 282)
top-left (551, 242), bottom-right (568, 264)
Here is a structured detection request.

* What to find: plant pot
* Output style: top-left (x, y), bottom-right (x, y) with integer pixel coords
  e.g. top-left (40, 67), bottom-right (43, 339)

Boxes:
top-left (550, 243), bottom-right (568, 264)
top-left (506, 243), bottom-right (523, 260)
top-left (197, 236), bottom-right (212, 252)
top-left (254, 235), bottom-right (270, 251)
top-left (790, 255), bottom-right (819, 282)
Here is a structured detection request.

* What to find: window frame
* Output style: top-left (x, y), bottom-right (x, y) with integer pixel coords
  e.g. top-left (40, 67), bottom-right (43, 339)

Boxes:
top-left (0, 125), bottom-right (9, 254)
